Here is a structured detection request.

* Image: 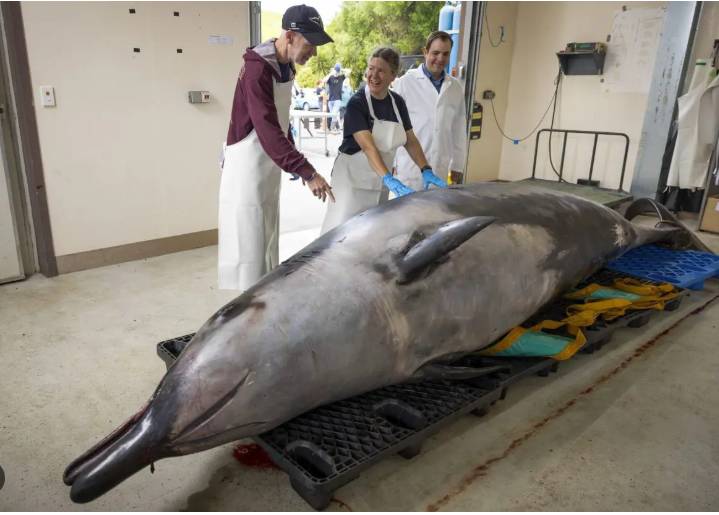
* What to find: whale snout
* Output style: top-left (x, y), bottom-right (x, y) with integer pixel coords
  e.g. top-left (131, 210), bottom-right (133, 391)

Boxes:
top-left (64, 405), bottom-right (170, 503)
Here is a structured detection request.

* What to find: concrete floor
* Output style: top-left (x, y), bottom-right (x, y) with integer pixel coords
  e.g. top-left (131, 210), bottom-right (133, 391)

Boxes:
top-left (1, 223), bottom-right (719, 511)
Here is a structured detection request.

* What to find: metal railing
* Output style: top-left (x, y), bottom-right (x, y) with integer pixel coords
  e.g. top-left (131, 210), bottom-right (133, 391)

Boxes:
top-left (531, 129), bottom-right (630, 192)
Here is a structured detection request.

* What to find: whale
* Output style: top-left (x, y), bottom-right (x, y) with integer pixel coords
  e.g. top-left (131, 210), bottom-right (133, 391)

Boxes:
top-left (63, 182), bottom-right (707, 502)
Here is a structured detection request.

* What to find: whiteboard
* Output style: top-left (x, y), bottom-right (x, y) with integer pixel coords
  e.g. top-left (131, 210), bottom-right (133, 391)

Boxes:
top-left (603, 8), bottom-right (665, 94)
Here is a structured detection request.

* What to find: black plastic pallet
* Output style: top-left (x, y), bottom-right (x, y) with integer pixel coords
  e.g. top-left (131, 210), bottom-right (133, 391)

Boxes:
top-left (157, 343), bottom-right (555, 509)
top-left (155, 269), bottom-right (685, 509)
top-left (259, 379), bottom-right (502, 508)
top-left (156, 333), bottom-right (193, 369)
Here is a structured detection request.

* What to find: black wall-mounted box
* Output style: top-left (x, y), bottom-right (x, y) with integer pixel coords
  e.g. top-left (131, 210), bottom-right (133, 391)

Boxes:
top-left (557, 42), bottom-right (607, 75)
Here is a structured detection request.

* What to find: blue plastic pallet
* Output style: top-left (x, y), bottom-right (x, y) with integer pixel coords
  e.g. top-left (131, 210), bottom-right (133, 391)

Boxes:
top-left (608, 245), bottom-right (719, 290)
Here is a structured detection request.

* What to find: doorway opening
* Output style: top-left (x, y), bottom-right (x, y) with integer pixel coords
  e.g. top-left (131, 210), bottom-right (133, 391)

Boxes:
top-left (256, 1), bottom-right (476, 259)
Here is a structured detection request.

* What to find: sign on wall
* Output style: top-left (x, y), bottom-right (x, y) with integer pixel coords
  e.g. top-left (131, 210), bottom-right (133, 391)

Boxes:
top-left (603, 7), bottom-right (665, 94)
top-left (470, 101), bottom-right (482, 140)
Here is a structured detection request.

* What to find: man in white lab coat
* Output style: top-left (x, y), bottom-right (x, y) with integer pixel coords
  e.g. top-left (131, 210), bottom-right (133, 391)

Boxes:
top-left (393, 31), bottom-right (467, 190)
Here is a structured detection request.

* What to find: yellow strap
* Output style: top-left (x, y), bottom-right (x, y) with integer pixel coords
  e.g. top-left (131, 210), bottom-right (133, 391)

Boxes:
top-left (480, 320), bottom-right (586, 361)
top-left (529, 319), bottom-right (566, 331)
top-left (482, 279), bottom-right (678, 361)
top-left (552, 329), bottom-right (587, 360)
top-left (565, 279), bottom-right (677, 302)
top-left (613, 278), bottom-right (678, 310)
top-left (480, 326), bottom-right (526, 355)
top-left (567, 298), bottom-right (633, 313)
top-left (564, 280), bottom-right (678, 317)
top-left (566, 298), bottom-right (633, 324)
top-left (612, 277), bottom-right (674, 296)
top-left (530, 319), bottom-right (588, 360)
top-left (563, 283), bottom-right (603, 300)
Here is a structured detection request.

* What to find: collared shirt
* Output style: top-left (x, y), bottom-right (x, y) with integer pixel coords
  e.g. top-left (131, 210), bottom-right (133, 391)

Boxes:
top-left (421, 64), bottom-right (445, 94)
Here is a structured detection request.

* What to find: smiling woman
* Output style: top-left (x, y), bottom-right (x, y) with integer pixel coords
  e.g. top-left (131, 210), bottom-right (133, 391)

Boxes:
top-left (320, 46), bottom-right (447, 234)
top-left (366, 48), bottom-right (400, 96)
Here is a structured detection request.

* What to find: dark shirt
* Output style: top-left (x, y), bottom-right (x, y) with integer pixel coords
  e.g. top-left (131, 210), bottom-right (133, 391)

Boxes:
top-left (279, 62), bottom-right (291, 82)
top-left (226, 39), bottom-right (314, 180)
top-left (338, 89), bottom-right (412, 155)
top-left (326, 74), bottom-right (346, 101)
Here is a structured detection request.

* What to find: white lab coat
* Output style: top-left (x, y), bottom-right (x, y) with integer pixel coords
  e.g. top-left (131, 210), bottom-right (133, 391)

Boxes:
top-left (667, 61), bottom-right (719, 189)
top-left (392, 67), bottom-right (467, 191)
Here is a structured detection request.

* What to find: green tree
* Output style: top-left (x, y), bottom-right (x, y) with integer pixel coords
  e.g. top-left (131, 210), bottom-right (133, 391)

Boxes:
top-left (295, 1), bottom-right (443, 88)
top-left (260, 10), bottom-right (282, 41)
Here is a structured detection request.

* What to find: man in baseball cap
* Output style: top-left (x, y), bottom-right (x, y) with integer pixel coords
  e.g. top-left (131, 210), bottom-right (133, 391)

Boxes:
top-left (282, 4), bottom-right (334, 46)
top-left (218, 5), bottom-right (334, 291)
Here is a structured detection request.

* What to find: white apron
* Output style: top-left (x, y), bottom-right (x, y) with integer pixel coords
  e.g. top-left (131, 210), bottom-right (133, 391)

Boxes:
top-left (667, 61), bottom-right (719, 189)
top-left (218, 78), bottom-right (293, 290)
top-left (321, 87), bottom-right (407, 234)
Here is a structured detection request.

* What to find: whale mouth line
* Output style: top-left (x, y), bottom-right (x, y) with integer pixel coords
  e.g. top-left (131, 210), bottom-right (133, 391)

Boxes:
top-left (173, 369), bottom-right (251, 444)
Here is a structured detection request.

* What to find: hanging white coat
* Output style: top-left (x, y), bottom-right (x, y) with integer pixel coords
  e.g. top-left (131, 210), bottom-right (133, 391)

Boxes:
top-left (667, 61), bottom-right (719, 190)
top-left (392, 67), bottom-right (467, 191)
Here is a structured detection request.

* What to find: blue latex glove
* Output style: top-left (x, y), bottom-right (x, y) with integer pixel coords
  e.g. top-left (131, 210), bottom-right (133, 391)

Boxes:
top-left (383, 173), bottom-right (414, 197)
top-left (421, 168), bottom-right (448, 190)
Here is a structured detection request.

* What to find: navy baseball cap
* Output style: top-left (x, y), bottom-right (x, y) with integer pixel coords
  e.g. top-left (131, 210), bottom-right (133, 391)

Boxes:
top-left (282, 5), bottom-right (333, 46)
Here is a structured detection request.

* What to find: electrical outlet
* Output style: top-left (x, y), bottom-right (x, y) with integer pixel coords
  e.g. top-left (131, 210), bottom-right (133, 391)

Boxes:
top-left (188, 91), bottom-right (211, 103)
top-left (40, 86), bottom-right (56, 107)
top-left (482, 90), bottom-right (495, 100)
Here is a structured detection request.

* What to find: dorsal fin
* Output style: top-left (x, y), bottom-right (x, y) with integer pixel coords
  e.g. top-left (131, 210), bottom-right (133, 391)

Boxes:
top-left (397, 216), bottom-right (495, 283)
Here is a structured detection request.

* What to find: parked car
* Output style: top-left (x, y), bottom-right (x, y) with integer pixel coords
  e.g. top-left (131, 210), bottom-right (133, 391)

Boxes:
top-left (292, 87), bottom-right (322, 111)
top-left (339, 83), bottom-right (353, 107)
top-left (339, 84), bottom-right (353, 117)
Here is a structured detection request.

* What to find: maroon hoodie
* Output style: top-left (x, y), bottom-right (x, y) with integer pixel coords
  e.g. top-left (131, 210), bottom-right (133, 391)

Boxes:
top-left (226, 39), bottom-right (315, 180)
